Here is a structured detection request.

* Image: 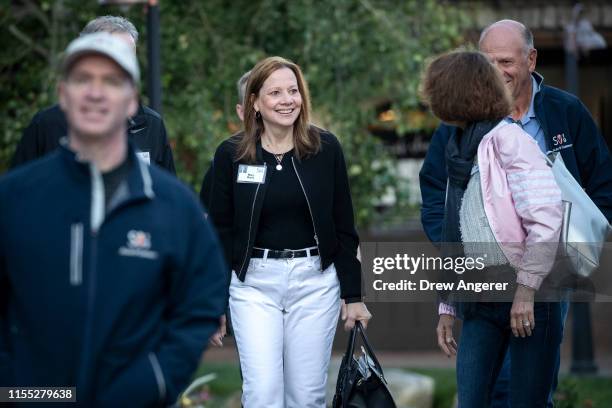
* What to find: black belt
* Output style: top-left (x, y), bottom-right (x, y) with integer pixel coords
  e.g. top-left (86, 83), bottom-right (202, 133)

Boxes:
top-left (251, 247), bottom-right (319, 259)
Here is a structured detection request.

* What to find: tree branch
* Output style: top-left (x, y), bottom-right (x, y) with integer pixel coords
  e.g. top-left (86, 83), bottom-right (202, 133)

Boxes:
top-left (8, 24), bottom-right (49, 60)
top-left (357, 0), bottom-right (410, 47)
top-left (22, 0), bottom-right (51, 31)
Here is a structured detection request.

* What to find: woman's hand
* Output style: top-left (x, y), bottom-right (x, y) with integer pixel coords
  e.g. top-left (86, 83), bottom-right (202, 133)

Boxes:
top-left (208, 314), bottom-right (227, 347)
top-left (341, 301), bottom-right (372, 331)
top-left (511, 285), bottom-right (536, 338)
top-left (436, 314), bottom-right (457, 357)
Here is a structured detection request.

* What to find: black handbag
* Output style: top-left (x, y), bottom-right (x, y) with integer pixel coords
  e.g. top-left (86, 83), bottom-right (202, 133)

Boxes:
top-left (332, 322), bottom-right (396, 408)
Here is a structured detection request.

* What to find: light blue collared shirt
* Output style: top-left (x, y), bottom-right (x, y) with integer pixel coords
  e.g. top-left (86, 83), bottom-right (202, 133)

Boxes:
top-left (504, 76), bottom-right (546, 154)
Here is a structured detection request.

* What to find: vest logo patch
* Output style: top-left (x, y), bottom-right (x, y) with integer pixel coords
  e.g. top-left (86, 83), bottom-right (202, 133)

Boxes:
top-left (550, 133), bottom-right (573, 152)
top-left (119, 230), bottom-right (158, 259)
top-left (552, 133), bottom-right (567, 146)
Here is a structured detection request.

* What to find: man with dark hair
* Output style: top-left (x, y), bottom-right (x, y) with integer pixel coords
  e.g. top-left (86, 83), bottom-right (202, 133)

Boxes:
top-left (421, 19), bottom-right (612, 407)
top-left (0, 33), bottom-right (227, 405)
top-left (11, 15), bottom-right (176, 174)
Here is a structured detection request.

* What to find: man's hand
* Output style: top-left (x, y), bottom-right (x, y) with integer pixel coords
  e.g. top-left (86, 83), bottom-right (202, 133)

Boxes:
top-left (341, 301), bottom-right (372, 331)
top-left (511, 285), bottom-right (536, 338)
top-left (436, 314), bottom-right (457, 358)
top-left (208, 314), bottom-right (227, 347)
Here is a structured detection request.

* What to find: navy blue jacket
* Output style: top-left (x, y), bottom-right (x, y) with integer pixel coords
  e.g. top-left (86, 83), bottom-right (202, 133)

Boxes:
top-left (420, 74), bottom-right (612, 243)
top-left (0, 143), bottom-right (228, 406)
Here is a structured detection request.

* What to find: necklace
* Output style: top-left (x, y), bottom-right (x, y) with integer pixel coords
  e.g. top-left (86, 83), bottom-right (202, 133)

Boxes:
top-left (274, 153), bottom-right (284, 171)
top-left (262, 137), bottom-right (290, 171)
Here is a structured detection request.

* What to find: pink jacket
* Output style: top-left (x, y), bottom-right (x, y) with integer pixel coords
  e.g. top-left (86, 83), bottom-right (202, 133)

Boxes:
top-left (479, 121), bottom-right (562, 289)
top-left (439, 122), bottom-right (562, 316)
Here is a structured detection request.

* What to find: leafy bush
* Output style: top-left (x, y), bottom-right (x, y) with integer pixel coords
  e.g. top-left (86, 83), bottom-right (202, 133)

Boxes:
top-left (1, 0), bottom-right (468, 227)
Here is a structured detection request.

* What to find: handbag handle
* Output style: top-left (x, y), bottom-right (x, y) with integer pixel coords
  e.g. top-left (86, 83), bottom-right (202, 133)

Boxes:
top-left (356, 322), bottom-right (386, 378)
top-left (344, 319), bottom-right (359, 361)
top-left (345, 321), bottom-right (386, 379)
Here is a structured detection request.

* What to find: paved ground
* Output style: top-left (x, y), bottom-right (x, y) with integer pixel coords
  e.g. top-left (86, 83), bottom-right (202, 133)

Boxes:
top-left (203, 337), bottom-right (612, 376)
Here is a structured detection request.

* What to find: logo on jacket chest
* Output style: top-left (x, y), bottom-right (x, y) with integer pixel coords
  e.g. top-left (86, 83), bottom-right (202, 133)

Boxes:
top-left (118, 230), bottom-right (158, 259)
top-left (550, 132), bottom-right (572, 152)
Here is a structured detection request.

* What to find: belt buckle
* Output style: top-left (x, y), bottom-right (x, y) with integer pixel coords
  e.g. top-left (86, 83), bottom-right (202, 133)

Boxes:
top-left (280, 249), bottom-right (303, 259)
top-left (282, 249), bottom-right (295, 259)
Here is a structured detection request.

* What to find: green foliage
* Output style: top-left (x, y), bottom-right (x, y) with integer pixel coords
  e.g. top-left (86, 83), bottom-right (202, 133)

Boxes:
top-left (0, 0), bottom-right (120, 171)
top-left (192, 361), bottom-right (242, 398)
top-left (553, 375), bottom-right (612, 408)
top-left (190, 362), bottom-right (612, 408)
top-left (556, 377), bottom-right (582, 408)
top-left (0, 0), bottom-right (468, 227)
top-left (410, 367), bottom-right (457, 408)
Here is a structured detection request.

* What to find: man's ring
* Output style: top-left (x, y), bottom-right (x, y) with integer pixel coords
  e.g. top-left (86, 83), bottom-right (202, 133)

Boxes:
top-left (523, 321), bottom-right (530, 327)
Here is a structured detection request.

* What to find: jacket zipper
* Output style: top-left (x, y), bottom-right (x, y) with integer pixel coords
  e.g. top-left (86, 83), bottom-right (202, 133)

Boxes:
top-left (444, 179), bottom-right (449, 209)
top-left (292, 157), bottom-right (321, 270)
top-left (69, 223), bottom-right (84, 286)
top-left (239, 163), bottom-right (266, 276)
top-left (89, 164), bottom-right (105, 233)
top-left (77, 164), bottom-right (105, 397)
top-left (148, 352), bottom-right (167, 404)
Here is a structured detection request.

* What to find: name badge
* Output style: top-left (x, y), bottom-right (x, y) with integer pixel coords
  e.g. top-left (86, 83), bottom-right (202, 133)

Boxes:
top-left (137, 151), bottom-right (151, 165)
top-left (237, 164), bottom-right (266, 184)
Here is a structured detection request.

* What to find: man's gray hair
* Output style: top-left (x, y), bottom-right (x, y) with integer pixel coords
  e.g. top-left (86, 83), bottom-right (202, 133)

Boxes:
top-left (479, 19), bottom-right (534, 54)
top-left (80, 15), bottom-right (139, 44)
top-left (237, 70), bottom-right (251, 105)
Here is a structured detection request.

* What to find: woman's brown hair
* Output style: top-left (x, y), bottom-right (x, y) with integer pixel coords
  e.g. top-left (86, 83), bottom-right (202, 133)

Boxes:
top-left (420, 50), bottom-right (511, 124)
top-left (236, 56), bottom-right (320, 163)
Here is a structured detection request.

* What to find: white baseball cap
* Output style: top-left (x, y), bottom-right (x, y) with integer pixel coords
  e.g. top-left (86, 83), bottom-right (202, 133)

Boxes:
top-left (61, 32), bottom-right (140, 84)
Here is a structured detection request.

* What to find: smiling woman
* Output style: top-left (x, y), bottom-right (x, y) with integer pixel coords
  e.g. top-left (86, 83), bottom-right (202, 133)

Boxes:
top-left (206, 56), bottom-right (372, 407)
top-left (254, 67), bottom-right (302, 133)
top-left (236, 56), bottom-right (318, 164)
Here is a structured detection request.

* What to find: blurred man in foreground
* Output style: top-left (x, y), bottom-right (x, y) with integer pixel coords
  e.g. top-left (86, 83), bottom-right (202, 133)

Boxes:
top-left (0, 33), bottom-right (227, 406)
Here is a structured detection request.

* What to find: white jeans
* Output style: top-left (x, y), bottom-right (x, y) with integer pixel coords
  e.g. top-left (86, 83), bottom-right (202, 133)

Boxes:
top-left (229, 252), bottom-right (341, 408)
